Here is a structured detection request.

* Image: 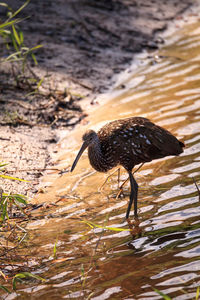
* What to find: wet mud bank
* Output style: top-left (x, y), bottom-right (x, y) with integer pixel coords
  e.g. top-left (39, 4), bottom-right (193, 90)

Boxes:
top-left (0, 0), bottom-right (195, 198)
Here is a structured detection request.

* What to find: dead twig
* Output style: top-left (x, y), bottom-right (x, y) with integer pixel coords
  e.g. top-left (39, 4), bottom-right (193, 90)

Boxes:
top-left (192, 177), bottom-right (200, 202)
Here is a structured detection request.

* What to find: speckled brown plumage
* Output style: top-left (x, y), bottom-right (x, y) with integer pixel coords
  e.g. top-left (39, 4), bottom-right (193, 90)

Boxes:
top-left (71, 117), bottom-right (185, 219)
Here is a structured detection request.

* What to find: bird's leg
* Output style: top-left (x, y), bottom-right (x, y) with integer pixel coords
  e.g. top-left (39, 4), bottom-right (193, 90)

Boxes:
top-left (116, 163), bottom-right (144, 199)
top-left (126, 171), bottom-right (138, 219)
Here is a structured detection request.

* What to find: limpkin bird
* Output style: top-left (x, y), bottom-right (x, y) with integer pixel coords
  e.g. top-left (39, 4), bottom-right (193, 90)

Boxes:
top-left (71, 117), bottom-right (184, 219)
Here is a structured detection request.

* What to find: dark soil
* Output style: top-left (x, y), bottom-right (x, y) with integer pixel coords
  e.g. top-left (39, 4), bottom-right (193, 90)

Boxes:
top-left (0, 0), bottom-right (194, 198)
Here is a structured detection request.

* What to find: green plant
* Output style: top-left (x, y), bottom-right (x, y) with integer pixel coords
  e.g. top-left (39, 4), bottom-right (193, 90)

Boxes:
top-left (0, 284), bottom-right (11, 294)
top-left (12, 272), bottom-right (45, 290)
top-left (0, 272), bottom-right (45, 295)
top-left (0, 0), bottom-right (42, 64)
top-left (0, 162), bottom-right (28, 182)
top-left (0, 162), bottom-right (29, 223)
top-left (0, 1), bottom-right (43, 89)
top-left (154, 289), bottom-right (172, 300)
top-left (154, 287), bottom-right (200, 300)
top-left (81, 219), bottom-right (130, 232)
top-left (53, 238), bottom-right (58, 259)
top-left (0, 192), bottom-right (27, 223)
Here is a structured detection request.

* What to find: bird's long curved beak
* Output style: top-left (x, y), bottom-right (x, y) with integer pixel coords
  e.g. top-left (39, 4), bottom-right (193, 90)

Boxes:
top-left (71, 141), bottom-right (88, 172)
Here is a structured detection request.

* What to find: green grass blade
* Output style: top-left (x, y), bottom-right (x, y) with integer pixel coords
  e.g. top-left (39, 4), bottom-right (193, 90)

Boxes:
top-left (0, 285), bottom-right (11, 294)
top-left (81, 220), bottom-right (95, 229)
top-left (0, 174), bottom-right (29, 182)
top-left (13, 272), bottom-right (45, 290)
top-left (13, 194), bottom-right (27, 205)
top-left (81, 220), bottom-right (130, 232)
top-left (11, 34), bottom-right (19, 52)
top-left (1, 200), bottom-right (8, 222)
top-left (19, 29), bottom-right (24, 44)
top-left (53, 238), bottom-right (58, 259)
top-left (31, 53), bottom-right (38, 65)
top-left (37, 77), bottom-right (44, 89)
top-left (0, 29), bottom-right (11, 35)
top-left (0, 163), bottom-right (9, 167)
top-left (196, 287), bottom-right (200, 300)
top-left (154, 288), bottom-right (172, 300)
top-left (2, 193), bottom-right (27, 205)
top-left (0, 19), bottom-right (22, 29)
top-left (30, 44), bottom-right (43, 51)
top-left (5, 50), bottom-right (21, 60)
top-left (9, 0), bottom-right (30, 20)
top-left (0, 3), bottom-right (9, 8)
top-left (12, 25), bottom-right (21, 45)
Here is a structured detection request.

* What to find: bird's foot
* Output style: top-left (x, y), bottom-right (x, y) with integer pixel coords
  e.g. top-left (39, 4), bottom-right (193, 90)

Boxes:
top-left (127, 217), bottom-right (139, 227)
top-left (126, 217), bottom-right (142, 237)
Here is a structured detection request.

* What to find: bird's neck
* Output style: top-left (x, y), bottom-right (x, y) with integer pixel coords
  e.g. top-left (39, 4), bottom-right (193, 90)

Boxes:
top-left (88, 136), bottom-right (111, 172)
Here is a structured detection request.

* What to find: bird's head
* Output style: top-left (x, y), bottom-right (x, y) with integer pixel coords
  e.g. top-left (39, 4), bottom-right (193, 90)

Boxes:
top-left (71, 130), bottom-right (97, 172)
top-left (82, 130), bottom-right (97, 144)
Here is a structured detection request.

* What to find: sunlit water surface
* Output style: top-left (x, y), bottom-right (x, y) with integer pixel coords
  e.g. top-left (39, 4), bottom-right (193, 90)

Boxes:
top-left (3, 20), bottom-right (200, 300)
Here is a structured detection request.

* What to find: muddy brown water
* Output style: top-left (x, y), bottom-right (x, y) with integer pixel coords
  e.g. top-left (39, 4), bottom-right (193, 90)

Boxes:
top-left (3, 21), bottom-right (200, 300)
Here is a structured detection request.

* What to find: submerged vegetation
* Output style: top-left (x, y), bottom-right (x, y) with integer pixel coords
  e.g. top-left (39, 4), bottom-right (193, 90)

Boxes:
top-left (154, 287), bottom-right (200, 300)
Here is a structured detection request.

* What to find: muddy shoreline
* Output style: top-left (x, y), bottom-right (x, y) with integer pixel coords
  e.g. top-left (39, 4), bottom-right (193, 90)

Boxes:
top-left (0, 0), bottom-right (194, 199)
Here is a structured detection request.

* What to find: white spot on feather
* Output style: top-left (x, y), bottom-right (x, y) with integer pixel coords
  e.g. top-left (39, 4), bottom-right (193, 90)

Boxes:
top-left (146, 139), bottom-right (151, 145)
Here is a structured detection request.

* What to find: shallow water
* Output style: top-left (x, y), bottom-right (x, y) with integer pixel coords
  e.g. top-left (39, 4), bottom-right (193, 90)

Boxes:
top-left (3, 19), bottom-right (200, 300)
